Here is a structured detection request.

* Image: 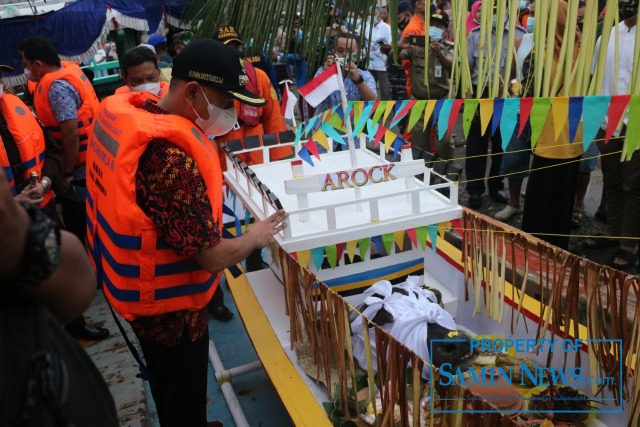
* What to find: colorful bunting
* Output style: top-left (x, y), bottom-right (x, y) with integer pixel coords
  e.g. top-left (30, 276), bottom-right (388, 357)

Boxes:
top-left (305, 139), bottom-right (320, 160)
top-left (416, 226), bottom-right (428, 250)
top-left (423, 100), bottom-right (437, 131)
top-left (366, 118), bottom-right (379, 139)
top-left (582, 96), bottom-right (611, 150)
top-left (491, 98), bottom-right (505, 137)
top-left (373, 124), bottom-right (386, 148)
top-left (325, 244), bottom-right (337, 268)
top-left (518, 97), bottom-right (534, 138)
top-left (478, 98), bottom-right (494, 136)
top-left (382, 233), bottom-right (394, 255)
top-left (384, 129), bottom-right (396, 153)
top-left (432, 99), bottom-right (445, 126)
top-left (529, 97), bottom-right (552, 149)
top-left (298, 146), bottom-right (314, 166)
top-left (604, 94), bottom-right (631, 144)
top-left (623, 94), bottom-right (640, 160)
top-left (446, 99), bottom-right (464, 138)
top-left (568, 96), bottom-right (583, 144)
top-left (551, 97), bottom-right (569, 143)
top-left (406, 228), bottom-right (417, 248)
top-left (392, 136), bottom-right (404, 157)
top-left (295, 124), bottom-right (303, 145)
top-left (390, 100), bottom-right (416, 128)
top-left (437, 99), bottom-right (455, 140)
top-left (427, 224), bottom-right (439, 253)
top-left (321, 122), bottom-right (345, 145)
top-left (297, 249), bottom-right (311, 269)
top-left (371, 235), bottom-right (383, 254)
top-left (500, 98), bottom-right (519, 150)
top-left (346, 240), bottom-right (358, 263)
top-left (372, 100), bottom-right (387, 124)
top-left (407, 100), bottom-right (427, 132)
top-left (462, 99), bottom-right (479, 139)
top-left (393, 231), bottom-right (405, 250)
top-left (336, 242), bottom-right (345, 264)
top-left (383, 101), bottom-right (395, 125)
top-left (359, 237), bottom-right (371, 260)
top-left (305, 115), bottom-right (318, 136)
top-left (312, 129), bottom-right (330, 151)
top-left (311, 247), bottom-right (325, 270)
top-left (353, 101), bottom-right (375, 137)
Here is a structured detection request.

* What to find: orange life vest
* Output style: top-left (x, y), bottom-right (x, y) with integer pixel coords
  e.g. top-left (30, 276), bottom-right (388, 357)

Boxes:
top-left (0, 93), bottom-right (54, 208)
top-left (113, 81), bottom-right (169, 98)
top-left (86, 92), bottom-right (222, 321)
top-left (33, 61), bottom-right (99, 166)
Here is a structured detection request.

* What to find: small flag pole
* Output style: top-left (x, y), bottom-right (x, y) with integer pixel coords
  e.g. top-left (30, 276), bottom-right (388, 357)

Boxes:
top-left (335, 59), bottom-right (357, 169)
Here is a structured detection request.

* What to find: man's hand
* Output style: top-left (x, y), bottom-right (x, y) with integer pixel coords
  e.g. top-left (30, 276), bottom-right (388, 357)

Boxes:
top-left (345, 61), bottom-right (360, 81)
top-left (324, 54), bottom-right (335, 69)
top-left (429, 41), bottom-right (443, 57)
top-left (14, 185), bottom-right (44, 206)
top-left (380, 44), bottom-right (393, 54)
top-left (245, 209), bottom-right (289, 248)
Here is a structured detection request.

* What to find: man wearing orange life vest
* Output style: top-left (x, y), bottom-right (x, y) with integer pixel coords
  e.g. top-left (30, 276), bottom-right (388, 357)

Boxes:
top-left (19, 35), bottom-right (109, 342)
top-left (212, 25), bottom-right (290, 171)
top-left (86, 39), bottom-right (288, 426)
top-left (113, 46), bottom-right (169, 98)
top-left (0, 65), bottom-right (62, 215)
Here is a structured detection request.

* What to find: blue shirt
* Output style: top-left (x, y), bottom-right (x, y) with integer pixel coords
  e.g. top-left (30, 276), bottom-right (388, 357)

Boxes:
top-left (48, 79), bottom-right (85, 180)
top-left (313, 68), bottom-right (377, 115)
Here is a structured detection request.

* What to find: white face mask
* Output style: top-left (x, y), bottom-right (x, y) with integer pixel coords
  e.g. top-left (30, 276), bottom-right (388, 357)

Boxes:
top-left (23, 67), bottom-right (34, 82)
top-left (193, 86), bottom-right (238, 137)
top-left (131, 81), bottom-right (161, 95)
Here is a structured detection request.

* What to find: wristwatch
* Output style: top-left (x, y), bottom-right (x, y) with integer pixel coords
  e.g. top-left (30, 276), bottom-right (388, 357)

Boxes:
top-left (352, 75), bottom-right (365, 85)
top-left (15, 203), bottom-right (61, 285)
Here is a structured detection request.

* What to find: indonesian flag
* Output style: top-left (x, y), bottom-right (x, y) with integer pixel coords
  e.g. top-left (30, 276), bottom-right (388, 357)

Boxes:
top-left (298, 63), bottom-right (341, 108)
top-left (280, 81), bottom-right (298, 120)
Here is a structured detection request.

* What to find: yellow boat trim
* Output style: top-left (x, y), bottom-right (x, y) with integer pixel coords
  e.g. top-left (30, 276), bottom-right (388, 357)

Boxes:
top-left (224, 267), bottom-right (332, 426)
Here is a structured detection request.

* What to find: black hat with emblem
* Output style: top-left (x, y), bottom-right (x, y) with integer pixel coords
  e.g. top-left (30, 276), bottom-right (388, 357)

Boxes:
top-left (172, 39), bottom-right (266, 106)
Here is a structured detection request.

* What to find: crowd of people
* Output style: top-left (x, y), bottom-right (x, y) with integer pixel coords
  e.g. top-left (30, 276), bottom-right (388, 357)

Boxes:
top-left (1, 0), bottom-right (638, 426)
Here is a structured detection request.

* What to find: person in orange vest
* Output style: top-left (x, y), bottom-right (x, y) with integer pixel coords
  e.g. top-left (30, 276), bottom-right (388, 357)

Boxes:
top-left (114, 46), bottom-right (169, 98)
top-left (212, 25), bottom-right (289, 171)
top-left (18, 35), bottom-right (109, 342)
top-left (0, 65), bottom-right (62, 215)
top-left (86, 39), bottom-right (288, 426)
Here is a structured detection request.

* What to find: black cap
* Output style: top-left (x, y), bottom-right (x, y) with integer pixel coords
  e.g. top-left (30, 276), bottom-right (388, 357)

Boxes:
top-left (430, 12), bottom-right (449, 27)
top-left (398, 1), bottom-right (412, 14)
top-left (213, 25), bottom-right (243, 45)
top-left (172, 39), bottom-right (266, 107)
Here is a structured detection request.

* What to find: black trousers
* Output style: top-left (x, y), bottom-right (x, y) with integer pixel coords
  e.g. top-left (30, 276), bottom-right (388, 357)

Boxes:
top-left (137, 330), bottom-right (210, 427)
top-left (464, 110), bottom-right (505, 196)
top-left (59, 179), bottom-right (87, 242)
top-left (521, 154), bottom-right (580, 250)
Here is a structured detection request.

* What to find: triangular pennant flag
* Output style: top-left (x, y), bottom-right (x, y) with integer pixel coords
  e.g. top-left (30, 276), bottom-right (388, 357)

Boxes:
top-left (392, 136), bottom-right (404, 157)
top-left (371, 235), bottom-right (384, 254)
top-left (359, 237), bottom-right (371, 260)
top-left (297, 249), bottom-right (311, 269)
top-left (478, 98), bottom-right (494, 136)
top-left (529, 97), bottom-right (552, 149)
top-left (390, 100), bottom-right (415, 128)
top-left (346, 240), bottom-right (358, 263)
top-left (463, 99), bottom-right (479, 139)
top-left (374, 123), bottom-right (386, 148)
top-left (382, 101), bottom-right (396, 125)
top-left (393, 231), bottom-right (405, 250)
top-left (384, 129), bottom-right (396, 153)
top-left (582, 95), bottom-right (611, 150)
top-left (352, 101), bottom-right (363, 125)
top-left (500, 98), bottom-right (519, 150)
top-left (406, 228), bottom-right (417, 248)
top-left (416, 226), bottom-right (428, 250)
top-left (491, 98), bottom-right (505, 136)
top-left (305, 139), bottom-right (320, 160)
top-left (366, 118), bottom-right (378, 138)
top-left (623, 94), bottom-right (640, 160)
top-left (295, 124), bottom-right (303, 145)
top-left (437, 99), bottom-right (455, 140)
top-left (325, 244), bottom-right (337, 268)
top-left (568, 96), bottom-right (584, 143)
top-left (382, 233), bottom-right (394, 255)
top-left (446, 99), bottom-right (464, 138)
top-left (551, 97), bottom-right (569, 143)
top-left (328, 110), bottom-right (347, 131)
top-left (311, 247), bottom-right (325, 270)
top-left (372, 100), bottom-right (387, 124)
top-left (432, 99), bottom-right (445, 125)
top-left (423, 100), bottom-right (437, 131)
top-left (312, 128), bottom-right (330, 151)
top-left (518, 97), bottom-right (534, 138)
top-left (305, 116), bottom-right (318, 136)
top-left (321, 122), bottom-right (346, 145)
top-left (298, 146), bottom-right (314, 166)
top-left (353, 101), bottom-right (375, 137)
top-left (427, 224), bottom-right (439, 253)
top-left (407, 100), bottom-right (427, 132)
top-left (438, 221), bottom-right (451, 237)
top-left (604, 94), bottom-right (631, 144)
top-left (336, 242), bottom-right (345, 264)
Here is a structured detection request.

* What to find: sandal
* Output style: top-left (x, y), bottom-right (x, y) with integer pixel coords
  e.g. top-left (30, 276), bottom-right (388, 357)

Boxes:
top-left (570, 211), bottom-right (584, 228)
top-left (608, 248), bottom-right (637, 271)
top-left (583, 233), bottom-right (619, 249)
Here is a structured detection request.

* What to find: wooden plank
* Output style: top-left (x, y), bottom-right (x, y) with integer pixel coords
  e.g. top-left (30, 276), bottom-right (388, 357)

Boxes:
top-left (224, 267), bottom-right (332, 427)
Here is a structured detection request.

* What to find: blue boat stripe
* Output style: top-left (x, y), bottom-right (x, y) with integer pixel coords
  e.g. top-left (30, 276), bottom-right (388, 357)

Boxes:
top-left (323, 258), bottom-right (423, 287)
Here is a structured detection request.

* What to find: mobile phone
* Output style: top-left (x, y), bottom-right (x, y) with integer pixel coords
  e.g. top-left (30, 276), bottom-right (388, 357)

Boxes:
top-left (408, 35), bottom-right (426, 46)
